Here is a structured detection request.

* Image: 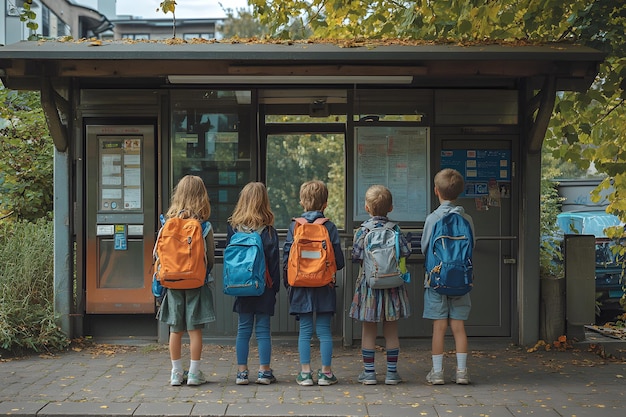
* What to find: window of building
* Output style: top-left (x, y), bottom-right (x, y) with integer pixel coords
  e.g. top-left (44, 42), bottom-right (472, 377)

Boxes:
top-left (122, 34), bottom-right (150, 40)
top-left (183, 33), bottom-right (215, 41)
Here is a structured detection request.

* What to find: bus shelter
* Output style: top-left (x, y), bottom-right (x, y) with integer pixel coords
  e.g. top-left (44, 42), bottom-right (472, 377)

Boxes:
top-left (0, 39), bottom-right (604, 345)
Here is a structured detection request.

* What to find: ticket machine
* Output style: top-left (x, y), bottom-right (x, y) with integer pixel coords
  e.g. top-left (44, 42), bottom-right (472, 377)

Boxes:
top-left (85, 124), bottom-right (156, 314)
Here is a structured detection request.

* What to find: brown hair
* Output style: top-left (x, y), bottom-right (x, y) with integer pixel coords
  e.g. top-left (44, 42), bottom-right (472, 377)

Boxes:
top-left (165, 175), bottom-right (211, 221)
top-left (299, 180), bottom-right (328, 211)
top-left (365, 185), bottom-right (393, 216)
top-left (228, 182), bottom-right (275, 230)
top-left (434, 168), bottom-right (465, 201)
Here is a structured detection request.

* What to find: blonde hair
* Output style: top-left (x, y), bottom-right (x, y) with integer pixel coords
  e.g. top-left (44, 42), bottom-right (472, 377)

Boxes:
top-left (299, 180), bottom-right (328, 211)
top-left (166, 175), bottom-right (211, 221)
top-left (434, 168), bottom-right (465, 201)
top-left (365, 185), bottom-right (393, 216)
top-left (228, 182), bottom-right (275, 230)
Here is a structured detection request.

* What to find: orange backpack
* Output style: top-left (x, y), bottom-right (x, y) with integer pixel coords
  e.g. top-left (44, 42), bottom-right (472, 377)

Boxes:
top-left (287, 217), bottom-right (337, 287)
top-left (153, 217), bottom-right (207, 290)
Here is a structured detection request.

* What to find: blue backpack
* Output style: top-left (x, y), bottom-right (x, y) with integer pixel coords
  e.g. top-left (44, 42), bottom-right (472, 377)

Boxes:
top-left (223, 228), bottom-right (267, 297)
top-left (425, 212), bottom-right (474, 296)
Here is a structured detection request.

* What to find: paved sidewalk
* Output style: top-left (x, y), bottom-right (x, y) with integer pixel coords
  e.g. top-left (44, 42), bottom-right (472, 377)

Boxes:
top-left (1, 337), bottom-right (625, 417)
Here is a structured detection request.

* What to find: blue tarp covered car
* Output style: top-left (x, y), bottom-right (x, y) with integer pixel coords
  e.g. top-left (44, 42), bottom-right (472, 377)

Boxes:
top-left (556, 211), bottom-right (625, 311)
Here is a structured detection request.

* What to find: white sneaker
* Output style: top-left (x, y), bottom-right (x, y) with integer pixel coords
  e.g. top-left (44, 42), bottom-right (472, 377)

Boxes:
top-left (170, 370), bottom-right (184, 386)
top-left (426, 368), bottom-right (444, 385)
top-left (453, 368), bottom-right (470, 385)
top-left (187, 370), bottom-right (207, 386)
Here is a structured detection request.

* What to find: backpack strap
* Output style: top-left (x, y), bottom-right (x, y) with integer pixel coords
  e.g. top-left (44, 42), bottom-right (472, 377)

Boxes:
top-left (201, 221), bottom-right (211, 238)
top-left (294, 217), bottom-right (329, 226)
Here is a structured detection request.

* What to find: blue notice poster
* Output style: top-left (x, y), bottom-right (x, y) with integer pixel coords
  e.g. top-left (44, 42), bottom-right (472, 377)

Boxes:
top-left (440, 149), bottom-right (511, 198)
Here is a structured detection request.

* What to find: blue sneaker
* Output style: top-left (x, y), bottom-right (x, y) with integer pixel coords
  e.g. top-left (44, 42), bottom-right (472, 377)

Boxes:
top-left (236, 369), bottom-right (249, 385)
top-left (256, 369), bottom-right (276, 385)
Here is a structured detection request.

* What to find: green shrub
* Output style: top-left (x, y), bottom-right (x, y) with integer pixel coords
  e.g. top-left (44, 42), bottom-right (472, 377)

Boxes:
top-left (540, 178), bottom-right (565, 279)
top-left (0, 217), bottom-right (69, 355)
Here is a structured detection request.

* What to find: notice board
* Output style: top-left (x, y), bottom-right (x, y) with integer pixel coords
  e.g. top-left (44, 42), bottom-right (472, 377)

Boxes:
top-left (354, 126), bottom-right (430, 222)
top-left (440, 149), bottom-right (511, 210)
top-left (99, 135), bottom-right (143, 211)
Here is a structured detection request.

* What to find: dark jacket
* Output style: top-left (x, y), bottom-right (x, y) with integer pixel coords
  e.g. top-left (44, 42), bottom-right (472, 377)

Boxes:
top-left (227, 225), bottom-right (281, 315)
top-left (282, 211), bottom-right (345, 315)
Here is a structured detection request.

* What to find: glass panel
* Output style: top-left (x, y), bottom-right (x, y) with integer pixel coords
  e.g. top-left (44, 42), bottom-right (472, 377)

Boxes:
top-left (170, 90), bottom-right (252, 233)
top-left (266, 133), bottom-right (345, 230)
top-left (353, 89), bottom-right (432, 122)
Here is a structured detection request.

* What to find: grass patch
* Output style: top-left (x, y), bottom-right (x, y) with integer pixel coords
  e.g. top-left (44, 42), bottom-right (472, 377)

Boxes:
top-left (0, 217), bottom-right (69, 356)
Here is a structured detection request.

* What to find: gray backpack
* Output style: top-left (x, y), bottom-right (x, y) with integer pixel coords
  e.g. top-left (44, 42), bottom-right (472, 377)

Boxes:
top-left (363, 222), bottom-right (405, 289)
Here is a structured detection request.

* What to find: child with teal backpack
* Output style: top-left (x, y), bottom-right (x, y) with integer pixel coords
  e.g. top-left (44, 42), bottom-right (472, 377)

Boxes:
top-left (226, 182), bottom-right (280, 385)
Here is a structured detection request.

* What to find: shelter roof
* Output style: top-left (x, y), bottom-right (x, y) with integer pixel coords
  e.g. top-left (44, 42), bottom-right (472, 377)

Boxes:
top-left (0, 38), bottom-right (605, 91)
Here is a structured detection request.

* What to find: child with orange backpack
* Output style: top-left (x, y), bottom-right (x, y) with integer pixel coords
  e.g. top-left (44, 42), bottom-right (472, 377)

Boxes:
top-left (283, 180), bottom-right (345, 386)
top-left (226, 182), bottom-right (281, 385)
top-left (155, 175), bottom-right (215, 386)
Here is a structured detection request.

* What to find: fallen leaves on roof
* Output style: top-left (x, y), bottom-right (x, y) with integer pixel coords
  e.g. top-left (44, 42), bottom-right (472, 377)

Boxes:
top-left (44, 36), bottom-right (546, 49)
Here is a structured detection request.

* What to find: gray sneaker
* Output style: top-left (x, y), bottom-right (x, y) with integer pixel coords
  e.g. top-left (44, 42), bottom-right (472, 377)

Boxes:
top-left (426, 368), bottom-right (444, 385)
top-left (357, 371), bottom-right (377, 385)
top-left (384, 371), bottom-right (402, 385)
top-left (453, 368), bottom-right (470, 385)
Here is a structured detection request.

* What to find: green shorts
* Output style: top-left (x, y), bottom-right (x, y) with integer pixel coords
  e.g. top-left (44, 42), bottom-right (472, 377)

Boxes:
top-left (158, 284), bottom-right (216, 332)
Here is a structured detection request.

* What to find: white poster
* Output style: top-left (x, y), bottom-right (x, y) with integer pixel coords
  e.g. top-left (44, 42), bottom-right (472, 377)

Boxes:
top-left (354, 126), bottom-right (430, 222)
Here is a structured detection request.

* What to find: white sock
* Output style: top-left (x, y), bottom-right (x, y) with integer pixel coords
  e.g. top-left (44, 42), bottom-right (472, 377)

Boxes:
top-left (456, 352), bottom-right (468, 370)
top-left (189, 359), bottom-right (201, 374)
top-left (432, 354), bottom-right (444, 372)
top-left (171, 358), bottom-right (183, 373)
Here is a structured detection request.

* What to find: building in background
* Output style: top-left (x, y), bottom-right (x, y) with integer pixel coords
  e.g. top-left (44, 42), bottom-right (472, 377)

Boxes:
top-left (2, 0), bottom-right (112, 45)
top-left (110, 17), bottom-right (218, 41)
top-left (2, 0), bottom-right (218, 46)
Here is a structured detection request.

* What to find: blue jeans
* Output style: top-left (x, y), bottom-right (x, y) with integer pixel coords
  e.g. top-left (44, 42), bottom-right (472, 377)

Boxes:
top-left (298, 312), bottom-right (333, 367)
top-left (236, 313), bottom-right (271, 367)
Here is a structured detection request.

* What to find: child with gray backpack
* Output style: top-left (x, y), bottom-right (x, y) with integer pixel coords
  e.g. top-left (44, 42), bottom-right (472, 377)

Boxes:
top-left (350, 185), bottom-right (411, 385)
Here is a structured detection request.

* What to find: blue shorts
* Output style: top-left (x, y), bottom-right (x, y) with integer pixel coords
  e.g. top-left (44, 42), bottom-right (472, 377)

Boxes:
top-left (422, 288), bottom-right (471, 320)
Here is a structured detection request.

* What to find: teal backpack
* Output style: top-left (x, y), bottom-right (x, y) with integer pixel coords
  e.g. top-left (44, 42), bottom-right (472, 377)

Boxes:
top-left (223, 228), bottom-right (267, 296)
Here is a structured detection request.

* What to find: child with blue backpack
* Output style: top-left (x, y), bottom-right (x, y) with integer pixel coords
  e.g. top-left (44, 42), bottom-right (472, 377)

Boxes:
top-left (157, 175), bottom-right (215, 387)
top-left (283, 180), bottom-right (345, 386)
top-left (350, 185), bottom-right (411, 385)
top-left (421, 168), bottom-right (475, 385)
top-left (226, 182), bottom-right (281, 385)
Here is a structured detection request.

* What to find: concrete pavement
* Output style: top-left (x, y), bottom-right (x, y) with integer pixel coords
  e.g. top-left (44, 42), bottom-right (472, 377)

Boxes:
top-left (1, 335), bottom-right (625, 417)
